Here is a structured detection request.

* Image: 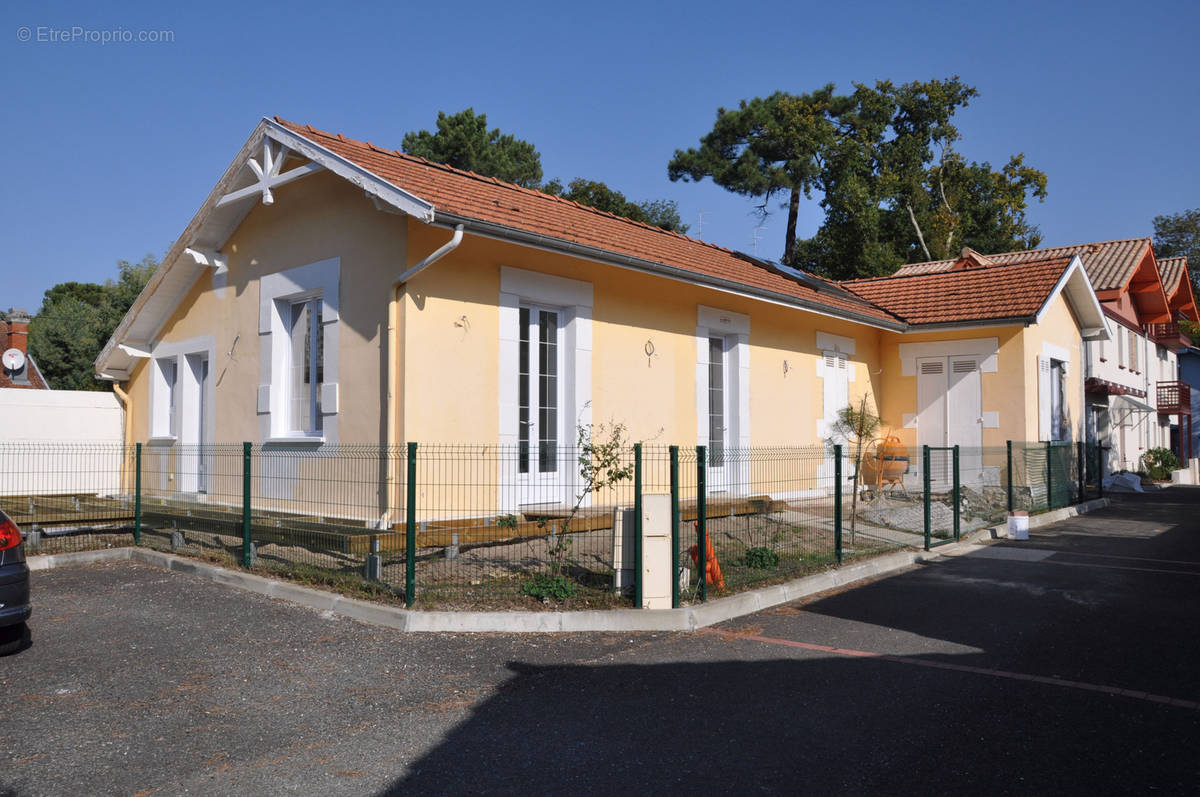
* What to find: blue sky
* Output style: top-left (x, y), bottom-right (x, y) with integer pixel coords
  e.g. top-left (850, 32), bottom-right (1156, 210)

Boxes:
top-left (2, 0), bottom-right (1197, 314)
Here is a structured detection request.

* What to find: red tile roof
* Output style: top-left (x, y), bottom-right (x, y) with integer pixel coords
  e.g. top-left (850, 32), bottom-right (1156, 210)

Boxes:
top-left (273, 118), bottom-right (902, 327)
top-left (892, 238), bottom-right (1151, 292)
top-left (842, 256), bottom-right (1074, 325)
top-left (1159, 256), bottom-right (1186, 295)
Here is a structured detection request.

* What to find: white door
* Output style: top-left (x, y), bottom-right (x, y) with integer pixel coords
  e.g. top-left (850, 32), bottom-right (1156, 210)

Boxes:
top-left (947, 357), bottom-right (983, 483)
top-left (706, 335), bottom-right (732, 492)
top-left (179, 353), bottom-right (210, 494)
top-left (916, 357), bottom-right (949, 485)
top-left (819, 351), bottom-right (850, 488)
top-left (516, 305), bottom-right (565, 506)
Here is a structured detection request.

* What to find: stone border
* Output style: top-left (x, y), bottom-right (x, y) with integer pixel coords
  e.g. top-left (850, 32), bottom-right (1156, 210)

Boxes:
top-left (27, 498), bottom-right (1110, 633)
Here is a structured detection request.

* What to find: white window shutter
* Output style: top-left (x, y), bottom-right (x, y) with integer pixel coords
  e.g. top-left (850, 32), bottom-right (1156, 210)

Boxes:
top-left (1038, 355), bottom-right (1052, 441)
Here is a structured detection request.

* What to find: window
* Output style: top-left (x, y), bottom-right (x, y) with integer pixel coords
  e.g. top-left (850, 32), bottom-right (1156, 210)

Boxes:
top-left (1050, 359), bottom-right (1066, 441)
top-left (498, 266), bottom-right (592, 510)
top-left (151, 358), bottom-right (178, 439)
top-left (259, 258), bottom-right (340, 444)
top-left (287, 297), bottom-right (323, 434)
top-left (697, 306), bottom-right (749, 490)
top-left (1038, 345), bottom-right (1071, 442)
top-left (1130, 329), bottom-right (1139, 372)
top-left (517, 306), bottom-right (561, 474)
top-left (708, 336), bottom-right (728, 467)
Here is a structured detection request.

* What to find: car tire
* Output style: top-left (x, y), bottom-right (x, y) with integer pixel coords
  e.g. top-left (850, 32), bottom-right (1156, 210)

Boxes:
top-left (0, 622), bottom-right (30, 656)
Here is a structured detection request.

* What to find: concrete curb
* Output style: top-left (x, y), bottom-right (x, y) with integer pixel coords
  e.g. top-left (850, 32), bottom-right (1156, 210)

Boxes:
top-left (26, 497), bottom-right (1111, 633)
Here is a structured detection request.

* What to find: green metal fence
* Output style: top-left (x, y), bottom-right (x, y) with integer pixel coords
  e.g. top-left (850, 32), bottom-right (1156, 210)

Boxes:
top-left (1, 439), bottom-right (1112, 608)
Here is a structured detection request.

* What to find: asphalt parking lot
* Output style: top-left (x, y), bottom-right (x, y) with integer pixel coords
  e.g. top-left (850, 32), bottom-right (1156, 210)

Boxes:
top-left (3, 491), bottom-right (1198, 796)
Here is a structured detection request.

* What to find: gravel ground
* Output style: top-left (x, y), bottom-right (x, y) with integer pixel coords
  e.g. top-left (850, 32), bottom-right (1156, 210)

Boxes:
top-left (3, 490), bottom-right (1198, 795)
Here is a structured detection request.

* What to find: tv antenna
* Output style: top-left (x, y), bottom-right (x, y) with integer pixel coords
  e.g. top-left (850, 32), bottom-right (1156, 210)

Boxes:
top-left (752, 222), bottom-right (768, 256)
top-left (697, 210), bottom-right (711, 240)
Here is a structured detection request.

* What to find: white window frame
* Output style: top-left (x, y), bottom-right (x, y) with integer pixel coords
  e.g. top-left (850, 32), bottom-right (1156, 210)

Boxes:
top-left (149, 335), bottom-right (215, 446)
top-left (259, 258), bottom-right (340, 445)
top-left (498, 266), bottom-right (592, 509)
top-left (1039, 342), bottom-right (1071, 442)
top-left (696, 306), bottom-right (750, 491)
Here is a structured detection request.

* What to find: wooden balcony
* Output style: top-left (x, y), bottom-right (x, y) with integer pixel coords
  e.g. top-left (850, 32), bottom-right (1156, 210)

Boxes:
top-left (1157, 380), bottom-right (1192, 415)
top-left (1145, 322), bottom-right (1193, 351)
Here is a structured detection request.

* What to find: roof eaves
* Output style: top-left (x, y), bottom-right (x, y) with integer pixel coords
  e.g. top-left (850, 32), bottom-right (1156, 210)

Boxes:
top-left (434, 211), bottom-right (908, 332)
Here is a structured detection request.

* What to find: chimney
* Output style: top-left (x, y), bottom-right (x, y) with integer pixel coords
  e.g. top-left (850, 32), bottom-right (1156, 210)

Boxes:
top-left (5, 308), bottom-right (29, 353)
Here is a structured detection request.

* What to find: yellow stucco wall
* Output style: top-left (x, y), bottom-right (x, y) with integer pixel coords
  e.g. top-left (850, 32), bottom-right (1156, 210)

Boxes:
top-left (876, 326), bottom-right (1025, 448)
top-left (125, 170), bottom-right (405, 447)
top-left (400, 221), bottom-right (883, 448)
top-left (118, 173), bottom-right (1098, 519)
top-left (1021, 292), bottom-right (1085, 441)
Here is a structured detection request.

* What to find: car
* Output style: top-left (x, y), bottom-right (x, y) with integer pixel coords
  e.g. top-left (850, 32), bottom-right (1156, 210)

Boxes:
top-left (0, 509), bottom-right (31, 655)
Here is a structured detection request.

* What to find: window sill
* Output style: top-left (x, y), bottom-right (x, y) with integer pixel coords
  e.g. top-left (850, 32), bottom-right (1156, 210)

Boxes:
top-left (147, 436), bottom-right (177, 445)
top-left (265, 435), bottom-right (326, 446)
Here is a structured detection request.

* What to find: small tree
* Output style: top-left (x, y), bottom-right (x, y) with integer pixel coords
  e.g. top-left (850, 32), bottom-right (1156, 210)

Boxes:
top-left (522, 420), bottom-right (635, 602)
top-left (828, 394), bottom-right (883, 543)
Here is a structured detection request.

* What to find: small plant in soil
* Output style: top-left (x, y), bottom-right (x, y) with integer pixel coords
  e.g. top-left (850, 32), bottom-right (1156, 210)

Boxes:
top-left (743, 546), bottom-right (780, 569)
top-left (520, 572), bottom-right (578, 602)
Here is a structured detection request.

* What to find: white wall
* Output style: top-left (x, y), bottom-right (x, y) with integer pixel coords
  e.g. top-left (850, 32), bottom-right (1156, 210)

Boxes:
top-left (0, 389), bottom-right (125, 497)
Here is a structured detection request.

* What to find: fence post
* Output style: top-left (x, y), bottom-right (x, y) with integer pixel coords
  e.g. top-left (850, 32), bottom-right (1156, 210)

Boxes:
top-left (696, 445), bottom-right (707, 603)
top-left (923, 445), bottom-right (932, 551)
top-left (241, 442), bottom-right (252, 568)
top-left (669, 445), bottom-right (680, 610)
top-left (953, 445), bottom-right (961, 542)
top-left (1077, 441), bottom-right (1085, 503)
top-left (833, 445), bottom-right (843, 564)
top-left (1045, 441), bottom-right (1053, 510)
top-left (134, 443), bottom-right (142, 546)
top-left (1006, 440), bottom-right (1014, 513)
top-left (405, 442), bottom-right (417, 608)
top-left (633, 443), bottom-right (643, 609)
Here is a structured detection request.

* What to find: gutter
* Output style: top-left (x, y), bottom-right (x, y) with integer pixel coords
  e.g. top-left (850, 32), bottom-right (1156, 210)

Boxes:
top-left (384, 224), bottom-right (465, 525)
top-left (433, 212), bottom-right (908, 333)
top-left (111, 382), bottom-right (134, 493)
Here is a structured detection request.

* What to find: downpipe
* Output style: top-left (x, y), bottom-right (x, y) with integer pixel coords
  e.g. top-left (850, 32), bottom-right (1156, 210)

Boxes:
top-left (383, 224), bottom-right (465, 526)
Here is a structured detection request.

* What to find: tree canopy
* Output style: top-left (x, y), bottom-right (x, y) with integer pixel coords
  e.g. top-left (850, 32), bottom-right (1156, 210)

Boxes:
top-left (29, 255), bottom-right (157, 390)
top-left (1153, 209), bottom-right (1200, 277)
top-left (402, 108), bottom-right (545, 189)
top-left (404, 108), bottom-right (687, 233)
top-left (669, 78), bottom-right (1047, 279)
top-left (543, 178), bottom-right (689, 233)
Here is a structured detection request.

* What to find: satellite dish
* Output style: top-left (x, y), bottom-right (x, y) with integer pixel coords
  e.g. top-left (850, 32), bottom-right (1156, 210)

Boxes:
top-left (3, 348), bottom-right (25, 371)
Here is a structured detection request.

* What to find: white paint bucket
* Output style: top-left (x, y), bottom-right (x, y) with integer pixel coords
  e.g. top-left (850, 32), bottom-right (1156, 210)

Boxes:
top-left (1007, 511), bottom-right (1029, 540)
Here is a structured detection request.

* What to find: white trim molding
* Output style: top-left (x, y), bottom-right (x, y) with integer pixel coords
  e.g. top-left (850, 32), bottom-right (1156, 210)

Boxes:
top-left (258, 258), bottom-right (341, 445)
top-left (816, 330), bottom-right (856, 356)
top-left (696, 305), bottom-right (751, 488)
top-left (498, 267), bottom-right (594, 509)
top-left (899, 338), bottom-right (999, 376)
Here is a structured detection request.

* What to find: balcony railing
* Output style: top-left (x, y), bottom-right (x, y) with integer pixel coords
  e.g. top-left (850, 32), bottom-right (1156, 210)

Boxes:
top-left (1145, 322), bottom-right (1193, 351)
top-left (1157, 380), bottom-right (1192, 414)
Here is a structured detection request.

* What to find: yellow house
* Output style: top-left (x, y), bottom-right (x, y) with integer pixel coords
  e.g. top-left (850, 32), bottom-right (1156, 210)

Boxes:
top-left (94, 119), bottom-right (1107, 515)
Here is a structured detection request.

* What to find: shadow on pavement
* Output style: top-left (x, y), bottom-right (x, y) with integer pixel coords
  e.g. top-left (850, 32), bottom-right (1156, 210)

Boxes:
top-left (382, 654), bottom-right (1196, 796)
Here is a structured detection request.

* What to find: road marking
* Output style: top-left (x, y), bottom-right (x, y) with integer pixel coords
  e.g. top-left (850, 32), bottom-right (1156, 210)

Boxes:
top-left (1037, 560), bottom-right (1200, 577)
top-left (699, 627), bottom-right (1199, 711)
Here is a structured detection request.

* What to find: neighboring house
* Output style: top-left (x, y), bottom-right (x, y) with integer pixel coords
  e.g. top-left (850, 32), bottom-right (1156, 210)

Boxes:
top-left (1177, 345), bottom-right (1200, 459)
top-left (1156, 256), bottom-right (1198, 459)
top-left (1, 309), bottom-right (48, 390)
top-left (895, 241), bottom-right (1200, 473)
top-left (93, 118), bottom-right (1108, 515)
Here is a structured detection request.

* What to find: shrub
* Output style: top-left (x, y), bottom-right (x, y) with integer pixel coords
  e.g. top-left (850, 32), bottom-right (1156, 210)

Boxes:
top-left (520, 573), bottom-right (578, 602)
top-left (1142, 448), bottom-right (1180, 480)
top-left (743, 546), bottom-right (780, 569)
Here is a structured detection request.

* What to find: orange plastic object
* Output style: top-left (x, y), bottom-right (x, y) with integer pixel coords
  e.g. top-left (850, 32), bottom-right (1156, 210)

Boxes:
top-left (687, 533), bottom-right (725, 591)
